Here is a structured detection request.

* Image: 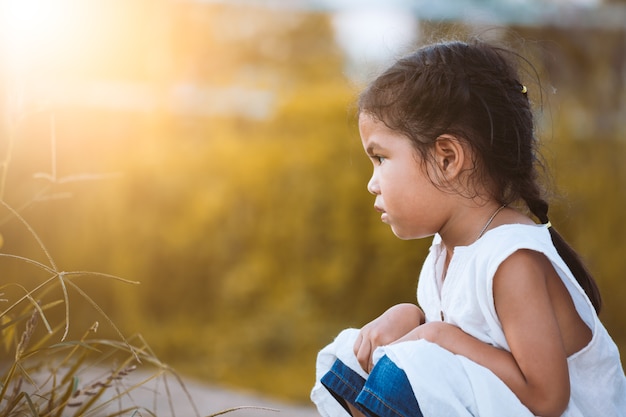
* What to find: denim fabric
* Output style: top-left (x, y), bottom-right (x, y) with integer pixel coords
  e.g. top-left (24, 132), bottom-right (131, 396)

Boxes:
top-left (320, 355), bottom-right (423, 417)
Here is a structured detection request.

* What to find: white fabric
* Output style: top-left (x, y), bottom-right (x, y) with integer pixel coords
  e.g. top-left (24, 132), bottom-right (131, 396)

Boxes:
top-left (311, 224), bottom-right (626, 417)
top-left (311, 328), bottom-right (364, 417)
top-left (311, 328), bottom-right (534, 417)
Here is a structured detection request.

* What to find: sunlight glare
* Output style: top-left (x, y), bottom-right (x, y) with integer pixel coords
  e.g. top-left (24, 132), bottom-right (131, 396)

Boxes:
top-left (1, 0), bottom-right (82, 73)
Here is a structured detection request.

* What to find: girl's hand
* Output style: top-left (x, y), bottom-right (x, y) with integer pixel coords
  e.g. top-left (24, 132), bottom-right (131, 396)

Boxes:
top-left (354, 303), bottom-right (425, 373)
top-left (392, 321), bottom-right (449, 345)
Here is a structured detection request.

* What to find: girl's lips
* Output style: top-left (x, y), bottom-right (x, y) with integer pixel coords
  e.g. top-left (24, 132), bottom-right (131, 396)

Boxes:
top-left (374, 205), bottom-right (388, 222)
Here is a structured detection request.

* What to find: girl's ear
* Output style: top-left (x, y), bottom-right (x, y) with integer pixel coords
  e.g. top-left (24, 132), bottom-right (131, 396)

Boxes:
top-left (434, 134), bottom-right (466, 180)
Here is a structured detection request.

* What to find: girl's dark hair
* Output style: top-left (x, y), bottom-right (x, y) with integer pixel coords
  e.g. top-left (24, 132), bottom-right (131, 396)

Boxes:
top-left (359, 39), bottom-right (602, 313)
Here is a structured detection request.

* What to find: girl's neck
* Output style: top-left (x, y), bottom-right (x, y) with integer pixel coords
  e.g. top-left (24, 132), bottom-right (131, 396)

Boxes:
top-left (438, 204), bottom-right (535, 250)
top-left (476, 204), bottom-right (507, 240)
top-left (439, 203), bottom-right (507, 278)
top-left (438, 203), bottom-right (504, 250)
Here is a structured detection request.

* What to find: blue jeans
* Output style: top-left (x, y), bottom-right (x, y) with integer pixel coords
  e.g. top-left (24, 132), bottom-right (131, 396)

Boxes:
top-left (320, 355), bottom-right (423, 417)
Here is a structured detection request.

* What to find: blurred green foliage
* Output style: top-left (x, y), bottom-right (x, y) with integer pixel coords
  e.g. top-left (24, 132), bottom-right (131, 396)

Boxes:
top-left (1, 4), bottom-right (625, 405)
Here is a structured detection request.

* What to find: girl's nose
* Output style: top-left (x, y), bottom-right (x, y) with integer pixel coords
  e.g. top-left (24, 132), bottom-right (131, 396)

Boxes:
top-left (367, 174), bottom-right (380, 195)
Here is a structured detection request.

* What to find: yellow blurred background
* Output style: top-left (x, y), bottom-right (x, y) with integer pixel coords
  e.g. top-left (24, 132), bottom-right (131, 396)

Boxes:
top-left (1, 0), bottom-right (625, 405)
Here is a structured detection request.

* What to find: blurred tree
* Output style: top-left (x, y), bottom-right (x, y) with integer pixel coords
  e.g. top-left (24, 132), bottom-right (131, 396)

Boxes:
top-left (41, 6), bottom-right (426, 400)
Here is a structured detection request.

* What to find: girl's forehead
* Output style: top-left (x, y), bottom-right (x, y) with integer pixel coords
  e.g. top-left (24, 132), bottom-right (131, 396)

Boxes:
top-left (358, 111), bottom-right (377, 124)
top-left (358, 112), bottom-right (385, 133)
top-left (359, 115), bottom-right (415, 153)
top-left (359, 113), bottom-right (403, 141)
top-left (359, 116), bottom-right (385, 144)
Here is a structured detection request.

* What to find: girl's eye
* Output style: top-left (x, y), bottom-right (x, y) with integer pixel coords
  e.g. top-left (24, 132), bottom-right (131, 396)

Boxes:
top-left (375, 155), bottom-right (385, 164)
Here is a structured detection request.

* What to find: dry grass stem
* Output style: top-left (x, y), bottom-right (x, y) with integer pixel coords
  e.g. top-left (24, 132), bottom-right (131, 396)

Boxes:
top-left (206, 406), bottom-right (281, 416)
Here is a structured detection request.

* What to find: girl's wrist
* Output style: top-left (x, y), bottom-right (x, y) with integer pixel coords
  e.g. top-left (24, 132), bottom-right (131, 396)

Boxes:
top-left (419, 321), bottom-right (452, 344)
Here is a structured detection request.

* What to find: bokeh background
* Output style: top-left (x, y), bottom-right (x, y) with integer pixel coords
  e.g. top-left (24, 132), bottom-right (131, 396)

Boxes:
top-left (1, 0), bottom-right (625, 406)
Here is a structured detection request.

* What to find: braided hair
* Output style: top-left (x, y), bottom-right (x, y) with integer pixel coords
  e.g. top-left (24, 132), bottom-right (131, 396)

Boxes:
top-left (359, 39), bottom-right (602, 313)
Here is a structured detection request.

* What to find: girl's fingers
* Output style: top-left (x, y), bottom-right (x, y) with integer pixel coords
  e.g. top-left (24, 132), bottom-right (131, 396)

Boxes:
top-left (353, 333), bottom-right (363, 354)
top-left (355, 338), bottom-right (372, 373)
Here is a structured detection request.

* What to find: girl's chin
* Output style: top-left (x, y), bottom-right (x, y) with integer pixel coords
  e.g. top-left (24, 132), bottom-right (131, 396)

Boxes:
top-left (390, 226), bottom-right (415, 240)
top-left (390, 225), bottom-right (430, 241)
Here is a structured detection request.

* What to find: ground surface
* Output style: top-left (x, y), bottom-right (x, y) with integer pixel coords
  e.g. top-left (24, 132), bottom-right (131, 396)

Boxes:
top-left (89, 369), bottom-right (321, 417)
top-left (160, 378), bottom-right (321, 417)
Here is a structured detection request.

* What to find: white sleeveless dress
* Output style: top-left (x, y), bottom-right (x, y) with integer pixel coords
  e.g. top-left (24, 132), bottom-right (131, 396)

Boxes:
top-left (417, 224), bottom-right (626, 417)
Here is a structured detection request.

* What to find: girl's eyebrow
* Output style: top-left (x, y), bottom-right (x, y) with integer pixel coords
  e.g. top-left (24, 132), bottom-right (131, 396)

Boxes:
top-left (366, 141), bottom-right (381, 155)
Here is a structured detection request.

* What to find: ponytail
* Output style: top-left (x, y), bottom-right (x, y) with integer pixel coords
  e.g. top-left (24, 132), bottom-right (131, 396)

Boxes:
top-left (526, 198), bottom-right (602, 314)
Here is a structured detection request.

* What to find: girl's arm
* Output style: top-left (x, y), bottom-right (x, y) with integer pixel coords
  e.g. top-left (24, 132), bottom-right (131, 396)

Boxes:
top-left (398, 249), bottom-right (570, 417)
top-left (353, 303), bottom-right (425, 373)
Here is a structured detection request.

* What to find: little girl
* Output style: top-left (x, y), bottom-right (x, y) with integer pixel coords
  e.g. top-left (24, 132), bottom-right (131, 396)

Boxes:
top-left (311, 40), bottom-right (626, 417)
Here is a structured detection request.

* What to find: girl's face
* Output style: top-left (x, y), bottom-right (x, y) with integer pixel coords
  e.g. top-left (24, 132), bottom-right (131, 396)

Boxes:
top-left (359, 113), bottom-right (447, 240)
